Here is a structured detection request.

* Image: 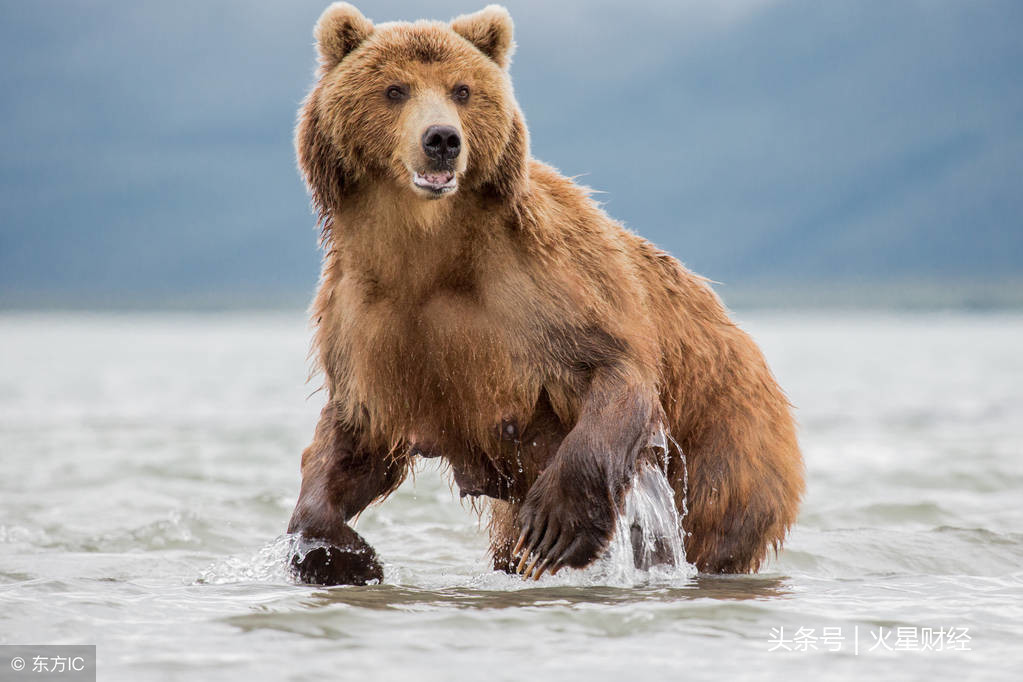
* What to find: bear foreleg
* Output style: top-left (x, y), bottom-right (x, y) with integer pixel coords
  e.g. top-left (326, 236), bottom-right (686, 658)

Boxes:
top-left (287, 403), bottom-right (407, 585)
top-left (512, 367), bottom-right (661, 579)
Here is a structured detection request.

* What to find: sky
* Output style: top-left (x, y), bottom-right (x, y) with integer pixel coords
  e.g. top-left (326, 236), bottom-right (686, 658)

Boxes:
top-left (0, 0), bottom-right (1020, 307)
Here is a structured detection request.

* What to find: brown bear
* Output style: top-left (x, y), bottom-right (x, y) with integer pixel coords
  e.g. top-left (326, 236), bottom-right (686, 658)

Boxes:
top-left (286, 2), bottom-right (804, 585)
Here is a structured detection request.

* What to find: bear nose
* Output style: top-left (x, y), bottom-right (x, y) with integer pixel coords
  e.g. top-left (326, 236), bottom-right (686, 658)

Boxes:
top-left (422, 125), bottom-right (461, 162)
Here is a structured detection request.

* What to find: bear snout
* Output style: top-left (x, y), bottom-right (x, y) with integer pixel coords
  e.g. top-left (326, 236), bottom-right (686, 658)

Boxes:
top-left (422, 125), bottom-right (461, 165)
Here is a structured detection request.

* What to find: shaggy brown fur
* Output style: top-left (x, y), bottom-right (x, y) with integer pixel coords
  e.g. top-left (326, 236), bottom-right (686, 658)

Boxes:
top-left (286, 3), bottom-right (804, 585)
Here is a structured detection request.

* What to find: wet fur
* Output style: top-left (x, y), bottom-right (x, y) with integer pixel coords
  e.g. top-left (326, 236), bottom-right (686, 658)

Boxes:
top-left (287, 3), bottom-right (804, 583)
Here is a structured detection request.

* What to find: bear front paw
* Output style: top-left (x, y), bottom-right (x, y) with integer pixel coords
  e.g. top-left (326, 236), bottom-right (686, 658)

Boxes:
top-left (289, 532), bottom-right (383, 586)
top-left (512, 459), bottom-right (617, 580)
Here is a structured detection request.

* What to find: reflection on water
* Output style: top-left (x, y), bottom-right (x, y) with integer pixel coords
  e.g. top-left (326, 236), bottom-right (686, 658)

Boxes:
top-left (1, 312), bottom-right (1021, 680)
top-left (223, 576), bottom-right (794, 641)
top-left (326, 575), bottom-right (791, 609)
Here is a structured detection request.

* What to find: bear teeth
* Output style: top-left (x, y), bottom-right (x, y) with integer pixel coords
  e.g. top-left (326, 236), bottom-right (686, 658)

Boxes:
top-left (413, 171), bottom-right (457, 191)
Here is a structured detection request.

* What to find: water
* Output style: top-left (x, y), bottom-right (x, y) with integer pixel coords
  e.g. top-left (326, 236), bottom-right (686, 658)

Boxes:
top-left (1, 311), bottom-right (1021, 680)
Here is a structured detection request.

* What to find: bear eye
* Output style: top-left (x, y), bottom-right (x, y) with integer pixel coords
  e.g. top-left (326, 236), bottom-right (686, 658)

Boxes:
top-left (453, 84), bottom-right (471, 102)
top-left (386, 85), bottom-right (408, 101)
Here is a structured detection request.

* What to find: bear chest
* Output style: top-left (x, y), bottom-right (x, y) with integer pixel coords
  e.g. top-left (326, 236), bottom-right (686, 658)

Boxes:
top-left (330, 275), bottom-right (543, 440)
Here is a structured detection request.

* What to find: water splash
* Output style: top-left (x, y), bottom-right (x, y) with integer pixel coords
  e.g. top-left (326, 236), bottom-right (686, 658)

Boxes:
top-left (595, 455), bottom-right (694, 585)
top-left (196, 534), bottom-right (324, 585)
top-left (665, 430), bottom-right (689, 525)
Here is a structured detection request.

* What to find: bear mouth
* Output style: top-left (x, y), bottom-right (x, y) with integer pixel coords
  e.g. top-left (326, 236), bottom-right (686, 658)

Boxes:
top-left (412, 170), bottom-right (457, 196)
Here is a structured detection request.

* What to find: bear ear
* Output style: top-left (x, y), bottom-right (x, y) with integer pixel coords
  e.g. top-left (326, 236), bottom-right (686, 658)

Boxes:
top-left (451, 5), bottom-right (515, 69)
top-left (314, 2), bottom-right (374, 70)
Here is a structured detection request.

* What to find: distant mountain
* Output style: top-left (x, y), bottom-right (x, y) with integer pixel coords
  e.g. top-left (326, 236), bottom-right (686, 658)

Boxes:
top-left (1, 0), bottom-right (1020, 308)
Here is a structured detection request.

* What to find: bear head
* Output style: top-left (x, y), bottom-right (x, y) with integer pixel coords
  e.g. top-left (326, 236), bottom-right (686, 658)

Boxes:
top-left (297, 3), bottom-right (530, 221)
